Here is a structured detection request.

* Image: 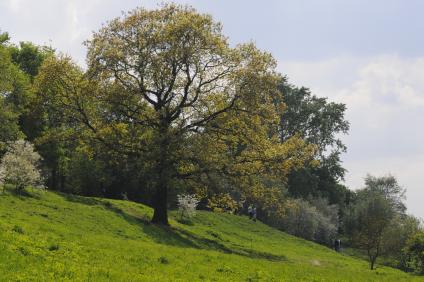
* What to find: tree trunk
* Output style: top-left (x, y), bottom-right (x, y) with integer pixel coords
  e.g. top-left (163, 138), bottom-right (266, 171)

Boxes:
top-left (369, 253), bottom-right (377, 270)
top-left (51, 166), bottom-right (57, 190)
top-left (60, 174), bottom-right (66, 192)
top-left (151, 179), bottom-right (169, 225)
top-left (370, 257), bottom-right (375, 270)
top-left (151, 119), bottom-right (170, 225)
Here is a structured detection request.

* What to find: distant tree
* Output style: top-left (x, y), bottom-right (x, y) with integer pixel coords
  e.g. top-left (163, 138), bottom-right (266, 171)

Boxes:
top-left (0, 98), bottom-right (22, 154)
top-left (10, 42), bottom-right (53, 79)
top-left (349, 192), bottom-right (392, 270)
top-left (0, 32), bottom-right (10, 45)
top-left (0, 140), bottom-right (44, 192)
top-left (363, 174), bottom-right (406, 214)
top-left (384, 214), bottom-right (421, 268)
top-left (0, 35), bottom-right (26, 153)
top-left (345, 175), bottom-right (406, 270)
top-left (8, 41), bottom-right (53, 141)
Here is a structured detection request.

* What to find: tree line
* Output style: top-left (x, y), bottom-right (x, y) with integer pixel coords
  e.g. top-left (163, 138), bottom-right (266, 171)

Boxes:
top-left (0, 4), bottom-right (423, 273)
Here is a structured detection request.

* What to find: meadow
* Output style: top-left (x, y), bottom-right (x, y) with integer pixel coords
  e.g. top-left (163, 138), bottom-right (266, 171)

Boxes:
top-left (0, 190), bottom-right (420, 281)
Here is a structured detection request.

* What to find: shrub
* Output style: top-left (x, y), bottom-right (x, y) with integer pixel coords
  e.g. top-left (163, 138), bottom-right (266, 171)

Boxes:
top-left (282, 199), bottom-right (318, 241)
top-left (281, 198), bottom-right (337, 245)
top-left (402, 231), bottom-right (424, 274)
top-left (177, 194), bottom-right (199, 220)
top-left (207, 193), bottom-right (241, 213)
top-left (314, 212), bottom-right (338, 245)
top-left (310, 197), bottom-right (338, 245)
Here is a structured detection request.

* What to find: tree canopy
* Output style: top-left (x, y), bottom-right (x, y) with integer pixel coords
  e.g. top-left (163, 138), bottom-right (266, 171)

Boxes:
top-left (35, 4), bottom-right (315, 224)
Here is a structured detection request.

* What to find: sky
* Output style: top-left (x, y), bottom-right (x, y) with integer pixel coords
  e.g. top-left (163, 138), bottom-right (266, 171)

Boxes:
top-left (1, 0), bottom-right (424, 217)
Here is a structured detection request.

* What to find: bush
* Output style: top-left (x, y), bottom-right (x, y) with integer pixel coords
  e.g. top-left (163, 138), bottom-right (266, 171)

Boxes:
top-left (315, 212), bottom-right (338, 245)
top-left (282, 199), bottom-right (318, 240)
top-left (310, 197), bottom-right (338, 245)
top-left (281, 198), bottom-right (337, 245)
top-left (207, 193), bottom-right (241, 214)
top-left (402, 231), bottom-right (424, 274)
top-left (177, 194), bottom-right (199, 220)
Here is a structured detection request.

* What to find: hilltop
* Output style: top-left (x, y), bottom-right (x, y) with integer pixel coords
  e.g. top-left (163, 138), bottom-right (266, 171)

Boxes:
top-left (0, 190), bottom-right (420, 281)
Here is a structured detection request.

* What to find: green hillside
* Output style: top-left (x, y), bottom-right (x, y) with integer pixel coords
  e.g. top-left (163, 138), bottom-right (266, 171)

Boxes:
top-left (0, 190), bottom-right (420, 281)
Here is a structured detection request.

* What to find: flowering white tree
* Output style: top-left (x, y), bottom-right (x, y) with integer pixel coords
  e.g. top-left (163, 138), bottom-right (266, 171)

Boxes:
top-left (0, 140), bottom-right (44, 192)
top-left (177, 194), bottom-right (200, 220)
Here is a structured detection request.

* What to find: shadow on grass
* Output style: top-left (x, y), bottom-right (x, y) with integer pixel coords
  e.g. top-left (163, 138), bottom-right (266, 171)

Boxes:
top-left (61, 193), bottom-right (105, 206)
top-left (2, 187), bottom-right (44, 200)
top-left (61, 193), bottom-right (287, 262)
top-left (176, 228), bottom-right (287, 262)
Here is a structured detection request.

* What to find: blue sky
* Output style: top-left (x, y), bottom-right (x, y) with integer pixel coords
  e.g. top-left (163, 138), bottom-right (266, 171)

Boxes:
top-left (1, 0), bottom-right (424, 217)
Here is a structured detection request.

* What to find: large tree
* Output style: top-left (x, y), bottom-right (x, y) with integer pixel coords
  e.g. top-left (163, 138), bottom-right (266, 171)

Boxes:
top-left (36, 5), bottom-right (315, 225)
top-left (278, 78), bottom-right (350, 206)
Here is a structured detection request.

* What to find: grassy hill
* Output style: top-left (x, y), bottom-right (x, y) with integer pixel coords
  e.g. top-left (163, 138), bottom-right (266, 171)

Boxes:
top-left (0, 190), bottom-right (421, 282)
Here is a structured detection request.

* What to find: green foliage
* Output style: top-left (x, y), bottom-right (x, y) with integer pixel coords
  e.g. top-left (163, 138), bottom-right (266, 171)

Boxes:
top-left (0, 190), bottom-right (419, 281)
top-left (363, 174), bottom-right (406, 213)
top-left (344, 175), bottom-right (407, 270)
top-left (278, 78), bottom-right (350, 208)
top-left (0, 32), bottom-right (10, 45)
top-left (207, 193), bottom-right (241, 213)
top-left (383, 214), bottom-right (421, 269)
top-left (0, 98), bottom-right (22, 153)
top-left (0, 40), bottom-right (26, 150)
top-left (10, 41), bottom-right (53, 78)
top-left (36, 5), bottom-right (316, 225)
top-left (281, 198), bottom-right (337, 245)
top-left (278, 77), bottom-right (349, 162)
top-left (0, 41), bottom-right (31, 115)
top-left (403, 232), bottom-right (424, 274)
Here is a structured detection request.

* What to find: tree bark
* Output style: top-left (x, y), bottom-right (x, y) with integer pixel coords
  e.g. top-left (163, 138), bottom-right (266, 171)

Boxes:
top-left (151, 178), bottom-right (169, 225)
top-left (60, 173), bottom-right (66, 192)
top-left (370, 257), bottom-right (376, 270)
top-left (368, 250), bottom-right (377, 270)
top-left (51, 166), bottom-right (57, 190)
top-left (151, 120), bottom-right (170, 225)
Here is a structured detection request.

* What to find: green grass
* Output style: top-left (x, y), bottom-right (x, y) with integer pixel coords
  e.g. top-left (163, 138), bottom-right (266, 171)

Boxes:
top-left (0, 190), bottom-right (421, 281)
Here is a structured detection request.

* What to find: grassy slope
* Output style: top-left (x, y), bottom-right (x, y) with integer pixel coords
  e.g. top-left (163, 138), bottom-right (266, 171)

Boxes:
top-left (0, 190), bottom-right (421, 282)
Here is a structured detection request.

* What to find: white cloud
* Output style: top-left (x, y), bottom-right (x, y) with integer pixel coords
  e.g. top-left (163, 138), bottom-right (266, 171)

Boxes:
top-left (0, 0), bottom-right (174, 65)
top-left (281, 55), bottom-right (424, 218)
top-left (6, 0), bottom-right (22, 12)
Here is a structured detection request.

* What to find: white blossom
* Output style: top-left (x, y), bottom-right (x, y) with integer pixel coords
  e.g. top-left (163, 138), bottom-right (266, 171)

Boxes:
top-left (177, 194), bottom-right (200, 220)
top-left (0, 140), bottom-right (44, 191)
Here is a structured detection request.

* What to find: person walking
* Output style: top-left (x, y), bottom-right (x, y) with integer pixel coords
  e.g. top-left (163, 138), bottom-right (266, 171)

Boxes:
top-left (334, 239), bottom-right (341, 252)
top-left (248, 205), bottom-right (253, 219)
